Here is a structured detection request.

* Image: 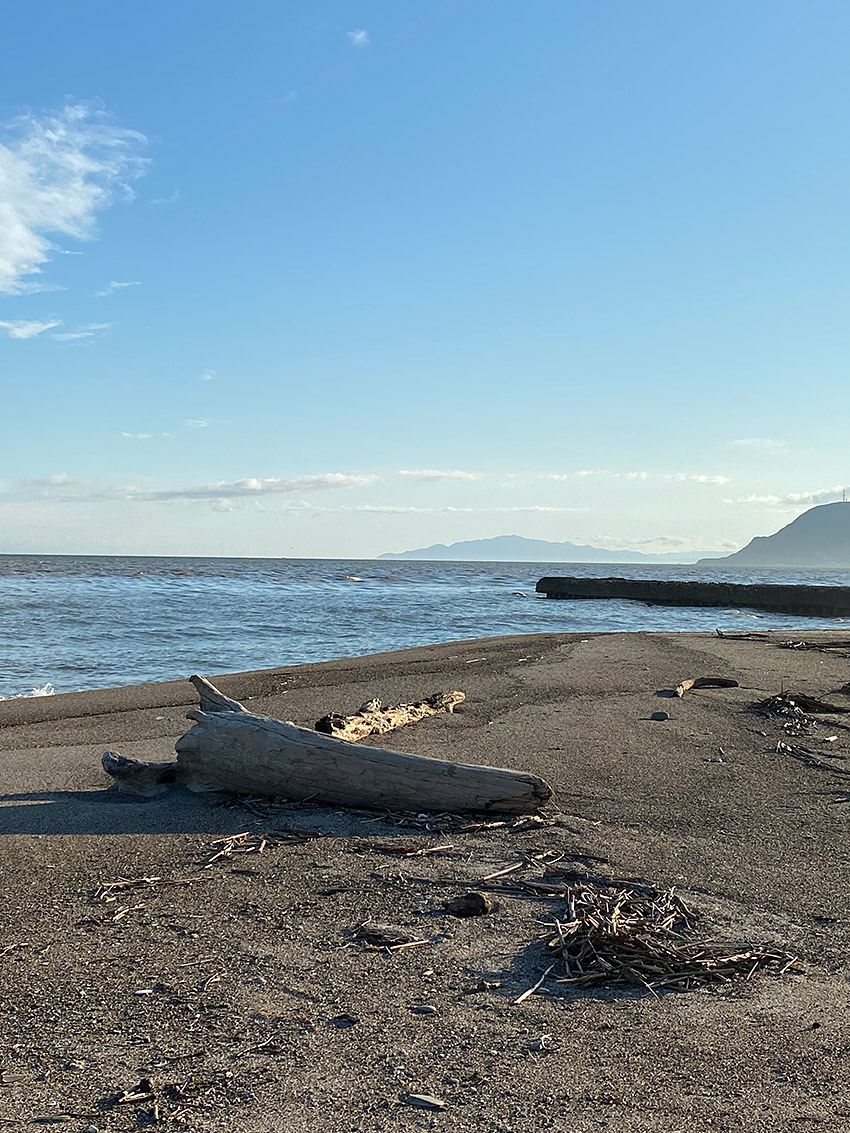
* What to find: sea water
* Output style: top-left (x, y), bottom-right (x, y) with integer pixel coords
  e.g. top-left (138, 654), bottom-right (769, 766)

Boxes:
top-left (0, 555), bottom-right (848, 697)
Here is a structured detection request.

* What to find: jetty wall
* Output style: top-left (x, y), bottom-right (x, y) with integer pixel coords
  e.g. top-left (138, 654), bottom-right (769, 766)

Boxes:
top-left (535, 577), bottom-right (850, 618)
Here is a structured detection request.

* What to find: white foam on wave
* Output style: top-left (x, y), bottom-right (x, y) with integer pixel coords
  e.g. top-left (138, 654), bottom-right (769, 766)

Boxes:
top-left (0, 682), bottom-right (56, 700)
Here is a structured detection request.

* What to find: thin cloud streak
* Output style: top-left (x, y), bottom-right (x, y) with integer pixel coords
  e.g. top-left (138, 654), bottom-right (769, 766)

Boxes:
top-left (544, 470), bottom-right (731, 485)
top-left (0, 101), bottom-right (147, 294)
top-left (0, 318), bottom-right (61, 339)
top-left (725, 485), bottom-right (850, 507)
top-left (52, 322), bottom-right (111, 341)
top-left (95, 280), bottom-right (141, 296)
top-left (347, 28), bottom-right (370, 46)
top-left (397, 469), bottom-right (480, 482)
top-left (732, 437), bottom-right (787, 450)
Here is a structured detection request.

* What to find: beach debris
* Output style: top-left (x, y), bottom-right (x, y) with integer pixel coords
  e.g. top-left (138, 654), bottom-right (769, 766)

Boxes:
top-left (780, 638), bottom-right (850, 657)
top-left (444, 891), bottom-right (496, 917)
top-left (199, 828), bottom-right (322, 868)
top-left (715, 629), bottom-right (769, 640)
top-left (315, 690), bottom-right (465, 741)
top-left (117, 1079), bottom-right (155, 1105)
top-left (148, 674), bottom-right (552, 813)
top-left (649, 711), bottom-right (670, 721)
top-left (756, 692), bottom-right (850, 741)
top-left (532, 882), bottom-right (797, 992)
top-left (776, 741), bottom-right (850, 778)
top-left (405, 1094), bottom-right (447, 1110)
top-left (778, 693), bottom-right (850, 715)
top-left (329, 1013), bottom-right (360, 1028)
top-left (356, 921), bottom-right (430, 951)
top-left (101, 751), bottom-right (177, 798)
top-left (350, 840), bottom-right (455, 858)
top-left (410, 1004), bottom-right (438, 1015)
top-left (675, 677), bottom-right (740, 698)
top-left (513, 964), bottom-right (555, 1005)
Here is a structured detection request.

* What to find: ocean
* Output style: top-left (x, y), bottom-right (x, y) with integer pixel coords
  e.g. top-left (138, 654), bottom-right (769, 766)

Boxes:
top-left (1, 554), bottom-right (848, 698)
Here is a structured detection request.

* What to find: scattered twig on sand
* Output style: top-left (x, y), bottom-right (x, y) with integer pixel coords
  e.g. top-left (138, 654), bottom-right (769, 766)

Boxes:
top-left (378, 812), bottom-right (552, 834)
top-left (780, 638), bottom-right (850, 657)
top-left (348, 841), bottom-right (455, 858)
top-left (0, 942), bottom-right (30, 957)
top-left (525, 882), bottom-right (799, 992)
top-left (513, 964), bottom-right (555, 1005)
top-left (479, 848), bottom-right (565, 884)
top-left (200, 828), bottom-right (322, 868)
top-left (355, 922), bottom-right (430, 952)
top-left (92, 875), bottom-right (211, 903)
top-left (776, 741), bottom-right (850, 778)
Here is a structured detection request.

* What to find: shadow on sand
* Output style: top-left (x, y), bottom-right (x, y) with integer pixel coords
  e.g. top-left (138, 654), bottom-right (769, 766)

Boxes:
top-left (0, 786), bottom-right (261, 837)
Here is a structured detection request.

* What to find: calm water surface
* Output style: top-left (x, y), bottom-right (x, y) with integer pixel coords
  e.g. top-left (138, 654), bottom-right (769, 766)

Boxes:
top-left (1, 555), bottom-right (848, 697)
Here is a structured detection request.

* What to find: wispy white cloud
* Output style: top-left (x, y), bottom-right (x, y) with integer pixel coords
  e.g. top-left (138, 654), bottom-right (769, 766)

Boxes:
top-left (347, 28), bottom-right (370, 47)
top-left (95, 279), bottom-right (141, 296)
top-left (397, 469), bottom-right (480, 482)
top-left (0, 472), bottom-right (378, 505)
top-left (109, 473), bottom-right (377, 502)
top-left (121, 432), bottom-right (153, 441)
top-left (725, 485), bottom-right (849, 508)
top-left (732, 437), bottom-right (787, 451)
top-left (200, 370), bottom-right (215, 382)
top-left (185, 419), bottom-right (210, 429)
top-left (0, 318), bottom-right (62, 339)
top-left (0, 101), bottom-right (147, 295)
top-left (544, 470), bottom-right (731, 485)
top-left (52, 322), bottom-right (111, 342)
top-left (151, 189), bottom-right (180, 206)
top-left (10, 280), bottom-right (67, 294)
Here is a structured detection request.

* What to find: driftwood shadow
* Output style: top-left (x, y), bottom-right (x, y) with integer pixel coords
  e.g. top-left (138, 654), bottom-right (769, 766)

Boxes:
top-left (0, 787), bottom-right (457, 839)
top-left (0, 786), bottom-right (251, 837)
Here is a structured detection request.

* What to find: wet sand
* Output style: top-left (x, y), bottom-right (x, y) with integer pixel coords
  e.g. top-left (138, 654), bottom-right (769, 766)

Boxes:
top-left (1, 631), bottom-right (849, 1132)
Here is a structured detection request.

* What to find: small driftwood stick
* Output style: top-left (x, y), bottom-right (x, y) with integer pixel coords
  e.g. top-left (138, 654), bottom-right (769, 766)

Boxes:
top-left (314, 690), bottom-right (465, 741)
top-left (675, 676), bottom-right (739, 698)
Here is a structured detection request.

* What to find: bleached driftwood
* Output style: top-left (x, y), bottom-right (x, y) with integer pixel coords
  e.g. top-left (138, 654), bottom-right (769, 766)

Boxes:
top-left (314, 690), bottom-right (466, 742)
top-left (103, 676), bottom-right (552, 814)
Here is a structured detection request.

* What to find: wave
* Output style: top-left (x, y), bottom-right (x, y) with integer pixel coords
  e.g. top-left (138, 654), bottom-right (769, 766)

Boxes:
top-left (0, 682), bottom-right (56, 701)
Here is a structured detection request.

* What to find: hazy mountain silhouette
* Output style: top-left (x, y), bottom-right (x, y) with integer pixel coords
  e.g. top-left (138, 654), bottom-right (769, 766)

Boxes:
top-left (699, 501), bottom-right (850, 567)
top-left (379, 534), bottom-right (724, 563)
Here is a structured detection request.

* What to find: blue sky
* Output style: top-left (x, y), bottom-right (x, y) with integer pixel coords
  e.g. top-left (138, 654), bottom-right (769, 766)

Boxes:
top-left (1, 0), bottom-right (848, 557)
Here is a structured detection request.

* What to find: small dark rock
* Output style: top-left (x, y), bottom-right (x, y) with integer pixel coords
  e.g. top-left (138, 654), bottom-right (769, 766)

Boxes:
top-left (444, 891), bottom-right (497, 918)
top-left (330, 1013), bottom-right (360, 1028)
top-left (649, 711), bottom-right (670, 722)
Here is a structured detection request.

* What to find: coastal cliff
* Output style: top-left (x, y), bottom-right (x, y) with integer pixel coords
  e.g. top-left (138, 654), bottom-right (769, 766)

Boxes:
top-left (700, 501), bottom-right (850, 568)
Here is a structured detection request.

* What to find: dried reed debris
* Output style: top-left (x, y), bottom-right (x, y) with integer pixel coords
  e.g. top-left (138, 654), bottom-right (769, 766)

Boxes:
top-left (539, 882), bottom-right (797, 993)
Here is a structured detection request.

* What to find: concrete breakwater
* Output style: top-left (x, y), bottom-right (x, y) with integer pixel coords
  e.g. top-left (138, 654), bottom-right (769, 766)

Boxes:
top-left (535, 576), bottom-right (850, 618)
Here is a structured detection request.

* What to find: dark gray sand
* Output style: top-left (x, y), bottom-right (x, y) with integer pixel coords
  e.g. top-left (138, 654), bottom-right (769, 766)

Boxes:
top-left (1, 631), bottom-right (849, 1132)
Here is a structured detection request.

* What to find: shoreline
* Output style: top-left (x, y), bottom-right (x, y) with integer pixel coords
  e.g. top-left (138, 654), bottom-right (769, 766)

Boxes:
top-left (2, 630), bottom-right (849, 1131)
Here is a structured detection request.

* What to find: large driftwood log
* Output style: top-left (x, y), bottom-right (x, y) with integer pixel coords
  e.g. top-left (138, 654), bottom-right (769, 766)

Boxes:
top-left (104, 676), bottom-right (553, 814)
top-left (315, 690), bottom-right (465, 742)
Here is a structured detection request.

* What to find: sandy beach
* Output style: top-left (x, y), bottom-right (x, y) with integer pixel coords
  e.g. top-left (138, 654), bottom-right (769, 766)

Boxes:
top-left (2, 630), bottom-right (849, 1132)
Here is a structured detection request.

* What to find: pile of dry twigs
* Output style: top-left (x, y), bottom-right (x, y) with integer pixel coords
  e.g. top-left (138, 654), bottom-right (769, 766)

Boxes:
top-left (542, 883), bottom-right (797, 992)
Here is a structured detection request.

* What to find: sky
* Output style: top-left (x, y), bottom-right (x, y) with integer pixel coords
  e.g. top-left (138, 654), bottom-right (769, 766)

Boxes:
top-left (1, 0), bottom-right (849, 559)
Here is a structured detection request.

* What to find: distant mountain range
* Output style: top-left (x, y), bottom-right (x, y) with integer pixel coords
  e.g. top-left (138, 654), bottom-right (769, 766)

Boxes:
top-left (379, 534), bottom-right (726, 564)
top-left (699, 501), bottom-right (850, 567)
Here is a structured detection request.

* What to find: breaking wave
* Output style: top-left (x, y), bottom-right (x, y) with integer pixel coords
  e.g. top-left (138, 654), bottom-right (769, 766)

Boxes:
top-left (0, 682), bottom-right (56, 700)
